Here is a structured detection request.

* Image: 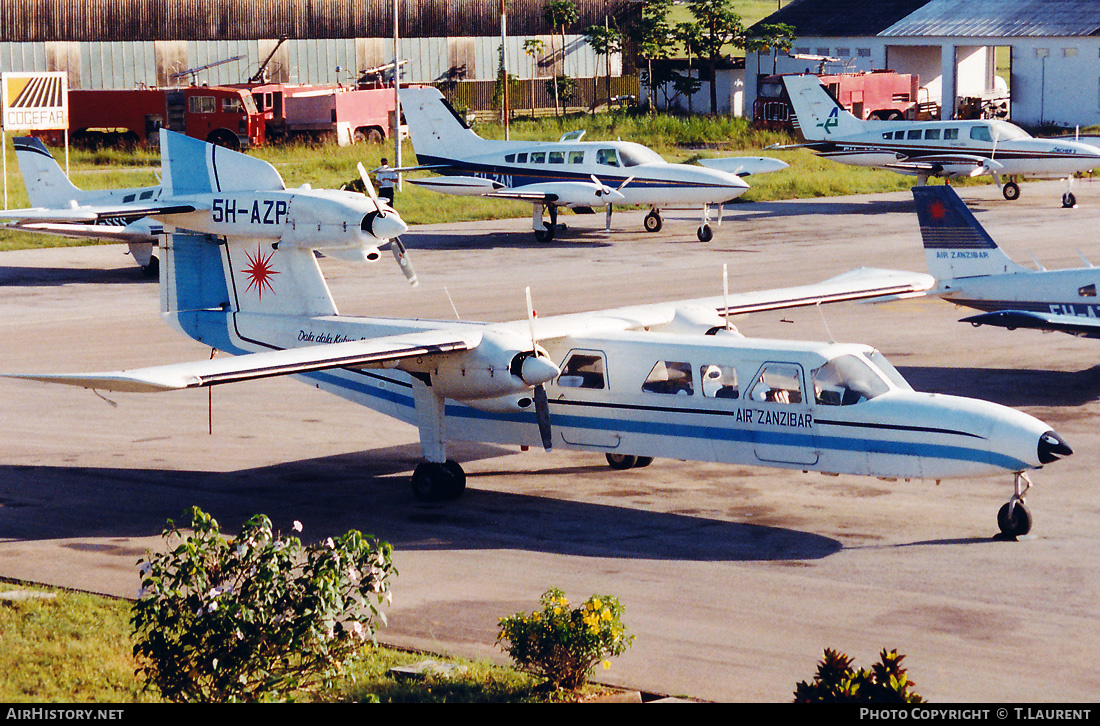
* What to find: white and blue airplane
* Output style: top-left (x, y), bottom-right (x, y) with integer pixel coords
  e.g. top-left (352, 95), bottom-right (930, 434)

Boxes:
top-left (398, 86), bottom-right (788, 242)
top-left (913, 183), bottom-right (1100, 338)
top-left (3, 129), bottom-right (1073, 538)
top-left (2, 136), bottom-right (414, 282)
top-left (780, 74), bottom-right (1100, 207)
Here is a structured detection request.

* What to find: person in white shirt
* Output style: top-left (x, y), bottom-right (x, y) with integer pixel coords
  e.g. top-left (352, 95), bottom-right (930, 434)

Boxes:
top-left (375, 158), bottom-right (399, 205)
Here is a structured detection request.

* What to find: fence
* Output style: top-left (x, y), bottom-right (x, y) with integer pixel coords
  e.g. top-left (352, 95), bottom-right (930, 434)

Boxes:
top-left (436, 75), bottom-right (639, 118)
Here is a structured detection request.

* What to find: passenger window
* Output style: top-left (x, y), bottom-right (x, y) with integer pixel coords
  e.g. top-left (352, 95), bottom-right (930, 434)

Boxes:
top-left (641, 361), bottom-right (694, 396)
top-left (549, 151), bottom-right (565, 164)
top-left (924, 129), bottom-right (941, 140)
top-left (906, 130), bottom-right (922, 140)
top-left (700, 364), bottom-right (738, 399)
top-left (882, 132), bottom-right (893, 140)
top-left (812, 355), bottom-right (890, 406)
top-left (1079, 284), bottom-right (1096, 298)
top-left (530, 151), bottom-right (546, 163)
top-left (970, 126), bottom-right (992, 142)
top-left (893, 130), bottom-right (906, 139)
top-left (569, 150), bottom-right (585, 164)
top-left (944, 128), bottom-right (959, 140)
top-left (749, 364), bottom-right (803, 404)
top-left (505, 154), bottom-right (515, 163)
top-left (557, 352), bottom-right (606, 389)
top-left (596, 148), bottom-right (620, 166)
top-left (516, 153), bottom-right (528, 163)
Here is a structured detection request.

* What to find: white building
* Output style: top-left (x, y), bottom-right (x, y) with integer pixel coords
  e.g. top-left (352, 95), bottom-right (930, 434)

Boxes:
top-left (746, 0), bottom-right (1100, 128)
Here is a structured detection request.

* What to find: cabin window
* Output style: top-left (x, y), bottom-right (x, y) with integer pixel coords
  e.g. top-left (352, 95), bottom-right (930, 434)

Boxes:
top-left (749, 364), bottom-right (803, 404)
top-left (505, 154), bottom-right (515, 163)
top-left (970, 126), bottom-right (993, 142)
top-left (549, 151), bottom-right (565, 164)
top-left (222, 97), bottom-right (243, 113)
top-left (1079, 284), bottom-right (1096, 297)
top-left (924, 129), bottom-right (941, 140)
top-left (530, 151), bottom-right (546, 163)
top-left (812, 355), bottom-right (890, 406)
top-left (700, 364), bottom-right (738, 399)
top-left (893, 130), bottom-right (906, 139)
top-left (641, 361), bottom-right (694, 396)
top-left (569, 150), bottom-right (585, 164)
top-left (882, 132), bottom-right (892, 140)
top-left (906, 130), bottom-right (922, 140)
top-left (557, 352), bottom-right (606, 389)
top-left (944, 128), bottom-right (959, 140)
top-left (596, 148), bottom-right (620, 166)
top-left (188, 96), bottom-right (216, 114)
top-left (516, 153), bottom-right (528, 163)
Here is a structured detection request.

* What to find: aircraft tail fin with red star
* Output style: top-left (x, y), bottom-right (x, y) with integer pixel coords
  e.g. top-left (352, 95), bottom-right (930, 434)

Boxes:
top-left (912, 185), bottom-right (1029, 281)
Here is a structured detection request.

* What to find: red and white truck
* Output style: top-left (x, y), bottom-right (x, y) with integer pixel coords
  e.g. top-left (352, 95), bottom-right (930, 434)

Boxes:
top-left (754, 70), bottom-right (933, 131)
top-left (241, 83), bottom-right (399, 145)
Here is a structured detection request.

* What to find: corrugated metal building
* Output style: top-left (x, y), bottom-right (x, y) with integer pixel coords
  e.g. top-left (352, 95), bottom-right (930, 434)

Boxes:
top-left (0, 0), bottom-right (638, 99)
top-left (747, 0), bottom-right (1100, 127)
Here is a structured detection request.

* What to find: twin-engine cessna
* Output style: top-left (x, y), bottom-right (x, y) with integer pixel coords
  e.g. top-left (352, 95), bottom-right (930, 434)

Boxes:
top-left (398, 86), bottom-right (787, 242)
top-left (779, 74), bottom-right (1100, 207)
top-left (4, 130), bottom-right (1072, 538)
top-left (1, 135), bottom-right (415, 282)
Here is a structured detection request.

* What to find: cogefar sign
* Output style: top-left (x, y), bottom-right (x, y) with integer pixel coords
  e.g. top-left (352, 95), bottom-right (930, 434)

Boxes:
top-left (1, 72), bottom-right (67, 131)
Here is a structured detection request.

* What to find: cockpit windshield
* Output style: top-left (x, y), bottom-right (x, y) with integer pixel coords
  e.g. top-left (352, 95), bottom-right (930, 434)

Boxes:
top-left (617, 143), bottom-right (664, 166)
top-left (987, 120), bottom-right (1032, 142)
top-left (812, 354), bottom-right (893, 406)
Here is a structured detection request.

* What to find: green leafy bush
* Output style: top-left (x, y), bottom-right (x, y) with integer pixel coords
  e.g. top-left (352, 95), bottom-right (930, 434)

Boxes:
top-left (131, 506), bottom-right (396, 702)
top-left (794, 647), bottom-right (925, 703)
top-left (496, 588), bottom-right (633, 691)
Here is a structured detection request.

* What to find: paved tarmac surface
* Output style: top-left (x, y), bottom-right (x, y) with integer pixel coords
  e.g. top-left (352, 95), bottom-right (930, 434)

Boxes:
top-left (2, 179), bottom-right (1100, 702)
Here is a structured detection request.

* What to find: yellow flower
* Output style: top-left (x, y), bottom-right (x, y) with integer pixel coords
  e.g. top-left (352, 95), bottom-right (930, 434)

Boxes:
top-left (553, 606), bottom-right (562, 615)
top-left (601, 609), bottom-right (613, 621)
top-left (592, 598), bottom-right (602, 609)
top-left (602, 660), bottom-right (611, 670)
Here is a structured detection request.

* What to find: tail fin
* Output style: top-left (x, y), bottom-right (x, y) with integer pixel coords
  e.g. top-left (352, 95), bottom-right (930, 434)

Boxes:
top-left (781, 74), bottom-right (868, 142)
top-left (12, 137), bottom-right (84, 207)
top-left (912, 185), bottom-right (1029, 280)
top-left (160, 128), bottom-right (285, 196)
top-left (398, 87), bottom-right (493, 162)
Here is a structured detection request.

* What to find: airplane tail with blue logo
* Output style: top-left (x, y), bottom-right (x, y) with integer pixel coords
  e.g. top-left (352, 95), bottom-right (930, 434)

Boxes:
top-left (781, 74), bottom-right (870, 142)
top-left (398, 87), bottom-right (495, 163)
top-left (157, 129), bottom-right (338, 350)
top-left (912, 185), bottom-right (1029, 281)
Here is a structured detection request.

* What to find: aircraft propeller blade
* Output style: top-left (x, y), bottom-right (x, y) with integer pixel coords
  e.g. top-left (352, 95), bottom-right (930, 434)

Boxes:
top-left (357, 162), bottom-right (384, 211)
top-left (525, 286), bottom-right (554, 451)
top-left (389, 237), bottom-right (418, 286)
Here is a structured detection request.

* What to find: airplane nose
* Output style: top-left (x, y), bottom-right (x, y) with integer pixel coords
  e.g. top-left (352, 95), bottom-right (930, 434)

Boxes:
top-left (1037, 430), bottom-right (1073, 464)
top-left (361, 210), bottom-right (408, 240)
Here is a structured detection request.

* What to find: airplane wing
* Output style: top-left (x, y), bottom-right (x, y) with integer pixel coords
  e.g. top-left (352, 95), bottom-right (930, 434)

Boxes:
top-left (884, 153), bottom-right (997, 177)
top-left (0, 203), bottom-right (196, 225)
top-left (6, 329), bottom-right (481, 393)
top-left (960, 310), bottom-right (1100, 338)
top-left (5, 221), bottom-right (160, 243)
top-left (696, 157), bottom-right (788, 177)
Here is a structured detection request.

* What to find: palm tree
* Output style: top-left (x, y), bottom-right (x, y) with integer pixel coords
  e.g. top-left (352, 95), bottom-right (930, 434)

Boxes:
top-left (543, 0), bottom-right (578, 115)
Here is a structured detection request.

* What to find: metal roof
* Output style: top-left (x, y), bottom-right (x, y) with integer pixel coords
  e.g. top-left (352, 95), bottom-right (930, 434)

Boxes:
top-left (747, 0), bottom-right (937, 38)
top-left (881, 0), bottom-right (1100, 38)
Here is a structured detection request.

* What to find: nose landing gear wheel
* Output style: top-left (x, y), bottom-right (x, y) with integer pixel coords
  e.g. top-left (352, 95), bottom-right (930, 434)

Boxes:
top-left (1002, 181), bottom-right (1020, 201)
top-left (1062, 191), bottom-right (1077, 208)
top-left (644, 211), bottom-right (662, 233)
top-left (997, 500), bottom-right (1032, 537)
top-left (697, 224), bottom-right (713, 242)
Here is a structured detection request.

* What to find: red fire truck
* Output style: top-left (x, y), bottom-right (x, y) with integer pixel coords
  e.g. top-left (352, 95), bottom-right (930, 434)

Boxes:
top-left (242, 83), bottom-right (398, 144)
top-left (754, 71), bottom-right (931, 131)
top-left (38, 85), bottom-right (265, 150)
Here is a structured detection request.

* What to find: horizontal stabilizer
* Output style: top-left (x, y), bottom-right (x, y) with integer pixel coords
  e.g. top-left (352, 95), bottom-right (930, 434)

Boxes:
top-left (697, 156), bottom-right (788, 177)
top-left (961, 310), bottom-right (1100, 338)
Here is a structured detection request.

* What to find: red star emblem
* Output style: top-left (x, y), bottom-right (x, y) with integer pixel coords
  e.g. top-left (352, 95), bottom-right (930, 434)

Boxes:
top-left (929, 201), bottom-right (947, 221)
top-left (242, 246), bottom-right (280, 299)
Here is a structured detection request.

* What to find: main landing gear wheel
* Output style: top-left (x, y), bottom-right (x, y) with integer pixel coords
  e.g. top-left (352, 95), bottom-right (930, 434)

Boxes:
top-left (997, 500), bottom-right (1032, 537)
top-left (605, 453), bottom-right (654, 470)
top-left (410, 460), bottom-right (467, 502)
top-left (1063, 191), bottom-right (1077, 208)
top-left (644, 211), bottom-right (663, 233)
top-left (697, 224), bottom-right (713, 242)
top-left (533, 222), bottom-right (554, 242)
top-left (1002, 181), bottom-right (1021, 201)
top-left (141, 255), bottom-right (160, 278)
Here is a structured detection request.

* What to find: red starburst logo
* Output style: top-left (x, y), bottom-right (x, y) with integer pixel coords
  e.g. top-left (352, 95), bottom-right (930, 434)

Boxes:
top-left (242, 246), bottom-right (280, 299)
top-left (929, 201), bottom-right (947, 221)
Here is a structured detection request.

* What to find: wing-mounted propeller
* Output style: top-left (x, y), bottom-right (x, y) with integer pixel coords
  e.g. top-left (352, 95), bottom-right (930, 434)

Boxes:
top-left (521, 286), bottom-right (556, 450)
top-left (357, 162), bottom-right (418, 286)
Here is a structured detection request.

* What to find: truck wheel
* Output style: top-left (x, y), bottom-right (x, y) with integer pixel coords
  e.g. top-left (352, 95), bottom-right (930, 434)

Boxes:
top-left (206, 130), bottom-right (240, 151)
top-left (356, 127), bottom-right (384, 143)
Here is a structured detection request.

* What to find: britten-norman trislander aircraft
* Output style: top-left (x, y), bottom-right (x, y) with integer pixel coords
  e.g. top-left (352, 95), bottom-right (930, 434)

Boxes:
top-left (780, 74), bottom-right (1100, 208)
top-left (398, 87), bottom-right (787, 242)
top-left (914, 183), bottom-right (1100, 338)
top-left (1, 136), bottom-right (415, 282)
top-left (5, 130), bottom-right (1073, 538)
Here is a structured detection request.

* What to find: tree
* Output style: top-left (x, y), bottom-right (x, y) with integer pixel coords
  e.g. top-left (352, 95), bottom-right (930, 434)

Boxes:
top-left (523, 38), bottom-right (547, 115)
top-left (673, 20), bottom-right (704, 113)
top-left (745, 22), bottom-right (796, 75)
top-left (584, 22), bottom-right (622, 112)
top-left (630, 0), bottom-right (676, 113)
top-left (685, 0), bottom-right (744, 114)
top-left (543, 0), bottom-right (578, 115)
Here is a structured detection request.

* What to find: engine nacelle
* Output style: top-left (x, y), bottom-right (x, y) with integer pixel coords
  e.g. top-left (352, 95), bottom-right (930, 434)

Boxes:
top-left (651, 304), bottom-right (742, 336)
top-left (403, 330), bottom-right (559, 402)
top-left (462, 392), bottom-right (537, 414)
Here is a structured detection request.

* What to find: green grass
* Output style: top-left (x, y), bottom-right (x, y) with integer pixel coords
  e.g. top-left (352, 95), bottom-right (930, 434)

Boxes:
top-left (0, 582), bottom-right (628, 703)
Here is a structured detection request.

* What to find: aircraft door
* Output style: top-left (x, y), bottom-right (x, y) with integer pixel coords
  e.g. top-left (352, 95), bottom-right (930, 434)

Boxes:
top-left (747, 362), bottom-right (818, 466)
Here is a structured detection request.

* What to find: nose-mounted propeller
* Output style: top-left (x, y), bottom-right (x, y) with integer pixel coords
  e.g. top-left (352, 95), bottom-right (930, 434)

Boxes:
top-left (357, 162), bottom-right (418, 286)
top-left (522, 287), bottom-right (556, 451)
top-left (591, 175), bottom-right (633, 234)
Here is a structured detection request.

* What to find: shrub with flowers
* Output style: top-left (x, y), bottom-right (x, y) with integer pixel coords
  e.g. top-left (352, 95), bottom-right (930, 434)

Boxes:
top-left (496, 587), bottom-right (633, 691)
top-left (131, 506), bottom-right (396, 702)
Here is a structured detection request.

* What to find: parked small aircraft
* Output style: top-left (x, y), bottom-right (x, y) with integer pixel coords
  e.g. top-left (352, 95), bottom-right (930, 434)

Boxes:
top-left (7, 136), bottom-right (164, 276)
top-left (780, 74), bottom-right (1100, 207)
top-left (914, 183), bottom-right (1100, 337)
top-left (5, 130), bottom-right (1073, 537)
top-left (2, 136), bottom-right (415, 282)
top-left (398, 86), bottom-right (787, 242)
